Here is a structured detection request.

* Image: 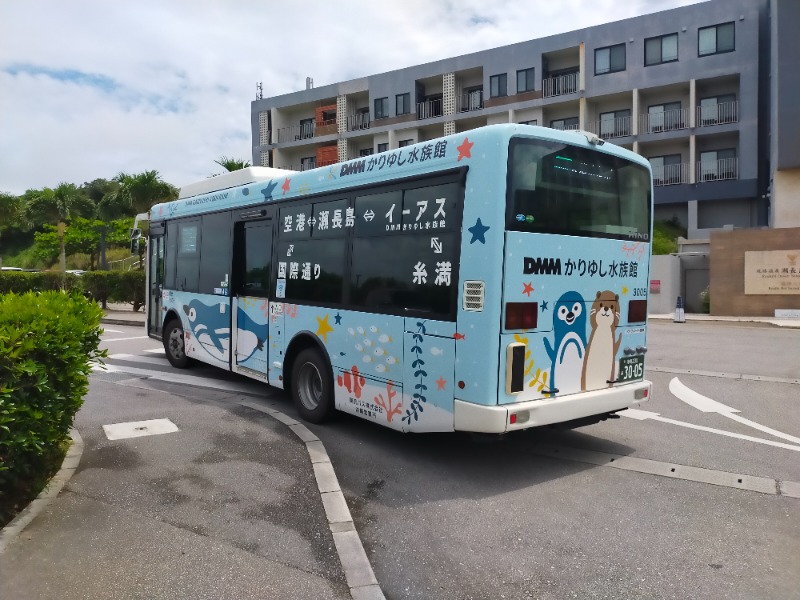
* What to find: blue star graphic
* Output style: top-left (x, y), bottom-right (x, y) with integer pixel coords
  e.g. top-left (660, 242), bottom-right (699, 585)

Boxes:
top-left (260, 180), bottom-right (278, 200)
top-left (334, 312), bottom-right (342, 325)
top-left (541, 300), bottom-right (549, 311)
top-left (468, 218), bottom-right (490, 244)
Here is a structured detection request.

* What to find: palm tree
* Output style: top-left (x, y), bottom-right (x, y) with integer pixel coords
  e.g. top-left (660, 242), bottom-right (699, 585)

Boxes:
top-left (111, 170), bottom-right (178, 214)
top-left (215, 156), bottom-right (251, 172)
top-left (0, 191), bottom-right (21, 269)
top-left (22, 183), bottom-right (93, 274)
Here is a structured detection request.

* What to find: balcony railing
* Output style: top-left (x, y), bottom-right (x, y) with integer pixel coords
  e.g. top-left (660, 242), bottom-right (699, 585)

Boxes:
top-left (279, 159), bottom-right (337, 172)
top-left (697, 100), bottom-right (739, 127)
top-left (276, 123), bottom-right (315, 144)
top-left (697, 157), bottom-right (738, 181)
top-left (652, 163), bottom-right (690, 186)
top-left (594, 115), bottom-right (632, 139)
top-left (542, 72), bottom-right (578, 98)
top-left (417, 98), bottom-right (443, 120)
top-left (457, 90), bottom-right (483, 112)
top-left (347, 113), bottom-right (371, 131)
top-left (640, 108), bottom-right (689, 134)
top-left (550, 123), bottom-right (580, 131)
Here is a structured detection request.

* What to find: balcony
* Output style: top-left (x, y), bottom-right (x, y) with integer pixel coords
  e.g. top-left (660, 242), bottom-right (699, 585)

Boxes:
top-left (639, 108), bottom-right (689, 134)
top-left (652, 163), bottom-right (690, 186)
top-left (542, 72), bottom-right (578, 98)
top-left (279, 159), bottom-right (338, 172)
top-left (347, 113), bottom-right (371, 132)
top-left (417, 98), bottom-right (443, 120)
top-left (697, 157), bottom-right (738, 181)
top-left (276, 123), bottom-right (315, 144)
top-left (593, 115), bottom-right (632, 139)
top-left (697, 100), bottom-right (739, 127)
top-left (457, 90), bottom-right (483, 112)
top-left (550, 123), bottom-right (580, 132)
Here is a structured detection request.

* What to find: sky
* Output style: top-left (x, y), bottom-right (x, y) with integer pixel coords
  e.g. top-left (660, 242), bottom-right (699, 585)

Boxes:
top-left (0, 0), bottom-right (705, 196)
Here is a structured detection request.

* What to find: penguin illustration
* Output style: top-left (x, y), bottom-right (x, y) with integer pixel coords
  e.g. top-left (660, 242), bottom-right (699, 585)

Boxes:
top-left (543, 291), bottom-right (587, 395)
top-left (236, 307), bottom-right (267, 362)
top-left (183, 300), bottom-right (230, 360)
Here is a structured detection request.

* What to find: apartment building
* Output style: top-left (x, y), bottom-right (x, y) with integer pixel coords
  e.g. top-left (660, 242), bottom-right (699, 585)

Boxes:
top-left (251, 0), bottom-right (799, 238)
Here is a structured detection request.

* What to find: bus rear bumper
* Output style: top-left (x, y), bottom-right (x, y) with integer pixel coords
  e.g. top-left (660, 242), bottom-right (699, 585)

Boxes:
top-left (454, 381), bottom-right (652, 434)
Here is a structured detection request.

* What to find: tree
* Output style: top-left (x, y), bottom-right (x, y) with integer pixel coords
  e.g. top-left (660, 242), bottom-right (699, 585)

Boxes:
top-left (215, 156), bottom-right (251, 172)
top-left (111, 170), bottom-right (178, 214)
top-left (0, 192), bottom-right (21, 268)
top-left (22, 183), bottom-right (95, 274)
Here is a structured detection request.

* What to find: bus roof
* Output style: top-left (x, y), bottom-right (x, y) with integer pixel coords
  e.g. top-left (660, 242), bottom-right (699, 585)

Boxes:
top-left (178, 166), bottom-right (296, 199)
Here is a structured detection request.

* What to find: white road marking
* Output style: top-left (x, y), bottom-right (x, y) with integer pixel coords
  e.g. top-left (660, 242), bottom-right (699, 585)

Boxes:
top-left (621, 408), bottom-right (800, 452)
top-left (669, 377), bottom-right (800, 445)
top-left (102, 336), bottom-right (149, 342)
top-left (107, 353), bottom-right (168, 366)
top-left (144, 348), bottom-right (165, 354)
top-left (102, 328), bottom-right (123, 333)
top-left (101, 363), bottom-right (263, 395)
top-left (648, 366), bottom-right (800, 386)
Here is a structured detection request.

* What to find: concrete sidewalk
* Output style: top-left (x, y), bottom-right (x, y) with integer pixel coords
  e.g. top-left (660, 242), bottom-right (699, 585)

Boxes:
top-left (0, 378), bottom-right (382, 600)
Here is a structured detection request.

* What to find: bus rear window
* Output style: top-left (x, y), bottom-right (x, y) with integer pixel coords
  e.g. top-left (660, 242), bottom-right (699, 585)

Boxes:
top-left (507, 138), bottom-right (651, 241)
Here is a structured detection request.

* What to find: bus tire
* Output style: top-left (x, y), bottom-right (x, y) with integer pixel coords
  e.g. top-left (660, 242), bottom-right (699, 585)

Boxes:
top-left (163, 318), bottom-right (191, 369)
top-left (291, 348), bottom-right (334, 424)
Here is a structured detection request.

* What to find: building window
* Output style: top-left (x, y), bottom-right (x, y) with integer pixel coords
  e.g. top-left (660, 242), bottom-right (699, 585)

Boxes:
top-left (516, 67), bottom-right (535, 93)
top-left (647, 101), bottom-right (683, 132)
top-left (595, 43), bottom-right (626, 75)
top-left (519, 119), bottom-right (538, 126)
top-left (599, 109), bottom-right (631, 138)
top-left (645, 33), bottom-right (678, 66)
top-left (374, 97), bottom-right (389, 119)
top-left (299, 118), bottom-right (314, 140)
top-left (398, 139), bottom-right (413, 147)
top-left (699, 22), bottom-right (735, 56)
top-left (490, 73), bottom-right (507, 98)
top-left (377, 143), bottom-right (388, 153)
top-left (396, 93), bottom-right (410, 115)
top-left (300, 156), bottom-right (316, 171)
top-left (550, 117), bottom-right (579, 130)
top-left (649, 154), bottom-right (683, 185)
top-left (699, 94), bottom-right (737, 125)
top-left (359, 148), bottom-right (374, 157)
top-left (699, 148), bottom-right (737, 181)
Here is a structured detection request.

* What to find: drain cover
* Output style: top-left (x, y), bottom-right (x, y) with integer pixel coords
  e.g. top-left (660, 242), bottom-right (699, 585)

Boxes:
top-left (103, 418), bottom-right (179, 440)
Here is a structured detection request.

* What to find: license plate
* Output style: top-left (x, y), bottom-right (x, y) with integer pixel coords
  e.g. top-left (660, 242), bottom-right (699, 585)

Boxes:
top-left (618, 355), bottom-right (644, 382)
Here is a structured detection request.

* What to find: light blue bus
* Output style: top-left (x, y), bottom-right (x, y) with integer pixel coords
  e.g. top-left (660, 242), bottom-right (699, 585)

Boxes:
top-left (146, 124), bottom-right (652, 433)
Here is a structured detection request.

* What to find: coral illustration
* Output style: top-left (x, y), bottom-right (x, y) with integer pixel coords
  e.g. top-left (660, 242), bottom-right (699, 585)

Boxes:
top-left (338, 366), bottom-right (366, 399)
top-left (374, 381), bottom-right (402, 423)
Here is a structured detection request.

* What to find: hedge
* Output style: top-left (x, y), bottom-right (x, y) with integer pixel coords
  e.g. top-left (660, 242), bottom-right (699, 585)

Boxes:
top-left (0, 292), bottom-right (107, 525)
top-left (0, 270), bottom-right (146, 310)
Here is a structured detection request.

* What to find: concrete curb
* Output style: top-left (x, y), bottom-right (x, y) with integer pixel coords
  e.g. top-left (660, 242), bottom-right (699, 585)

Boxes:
top-left (239, 399), bottom-right (385, 600)
top-left (0, 428), bottom-right (84, 554)
top-left (101, 318), bottom-right (145, 327)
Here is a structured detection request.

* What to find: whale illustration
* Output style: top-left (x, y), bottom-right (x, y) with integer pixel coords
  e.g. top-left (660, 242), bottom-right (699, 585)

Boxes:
top-left (183, 300), bottom-right (230, 359)
top-left (236, 308), bottom-right (267, 363)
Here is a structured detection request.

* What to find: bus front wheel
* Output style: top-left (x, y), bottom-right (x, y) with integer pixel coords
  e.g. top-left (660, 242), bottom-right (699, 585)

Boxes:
top-left (164, 319), bottom-right (190, 369)
top-left (291, 349), bottom-right (334, 423)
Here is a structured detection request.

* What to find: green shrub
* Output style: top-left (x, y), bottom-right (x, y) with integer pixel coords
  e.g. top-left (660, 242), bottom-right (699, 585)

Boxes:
top-left (0, 270), bottom-right (146, 310)
top-left (0, 271), bottom-right (83, 294)
top-left (0, 291), bottom-right (106, 525)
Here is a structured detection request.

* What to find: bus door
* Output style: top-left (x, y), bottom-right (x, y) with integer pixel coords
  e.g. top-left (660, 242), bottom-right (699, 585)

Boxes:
top-left (147, 226), bottom-right (165, 337)
top-left (231, 219), bottom-right (273, 381)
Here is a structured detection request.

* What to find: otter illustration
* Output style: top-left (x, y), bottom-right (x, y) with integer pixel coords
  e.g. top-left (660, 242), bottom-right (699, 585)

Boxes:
top-left (543, 291), bottom-right (586, 395)
top-left (581, 291), bottom-right (622, 391)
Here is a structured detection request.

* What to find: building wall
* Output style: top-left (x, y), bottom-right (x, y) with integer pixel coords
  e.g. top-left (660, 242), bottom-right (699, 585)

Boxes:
top-left (709, 227), bottom-right (800, 315)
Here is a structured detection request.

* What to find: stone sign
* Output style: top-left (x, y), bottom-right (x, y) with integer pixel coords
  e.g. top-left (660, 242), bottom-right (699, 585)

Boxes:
top-left (744, 250), bottom-right (800, 295)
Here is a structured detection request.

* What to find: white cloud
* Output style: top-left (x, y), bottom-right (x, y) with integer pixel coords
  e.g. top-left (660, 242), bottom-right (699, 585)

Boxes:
top-left (0, 0), bottom-right (704, 195)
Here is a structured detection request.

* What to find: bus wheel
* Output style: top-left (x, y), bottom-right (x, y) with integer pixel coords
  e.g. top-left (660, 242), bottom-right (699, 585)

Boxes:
top-left (291, 349), bottom-right (334, 423)
top-left (164, 319), bottom-right (190, 369)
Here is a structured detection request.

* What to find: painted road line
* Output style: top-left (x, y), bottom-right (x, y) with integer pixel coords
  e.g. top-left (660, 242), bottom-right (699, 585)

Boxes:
top-left (622, 408), bottom-right (800, 452)
top-left (107, 353), bottom-right (170, 366)
top-left (99, 363), bottom-right (263, 395)
top-left (102, 328), bottom-right (123, 333)
top-left (648, 366), bottom-right (800, 386)
top-left (669, 377), bottom-right (800, 445)
top-left (144, 348), bottom-right (165, 354)
top-left (102, 336), bottom-right (149, 342)
top-left (533, 443), bottom-right (794, 497)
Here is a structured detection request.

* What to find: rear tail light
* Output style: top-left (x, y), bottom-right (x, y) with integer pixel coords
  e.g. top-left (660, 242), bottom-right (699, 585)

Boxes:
top-left (505, 302), bottom-right (538, 330)
top-left (628, 299), bottom-right (647, 323)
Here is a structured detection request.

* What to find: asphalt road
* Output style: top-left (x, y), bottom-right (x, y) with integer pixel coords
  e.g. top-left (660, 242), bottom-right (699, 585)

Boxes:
top-left (91, 321), bottom-right (800, 599)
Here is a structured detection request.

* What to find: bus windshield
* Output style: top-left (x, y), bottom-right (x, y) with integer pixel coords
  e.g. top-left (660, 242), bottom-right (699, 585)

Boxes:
top-left (507, 137), bottom-right (651, 241)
